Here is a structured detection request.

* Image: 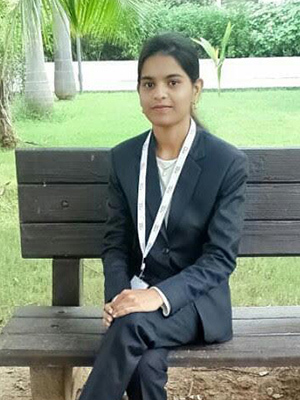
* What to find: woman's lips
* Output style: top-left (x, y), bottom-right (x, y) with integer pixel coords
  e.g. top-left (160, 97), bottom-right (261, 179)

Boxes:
top-left (152, 105), bottom-right (172, 110)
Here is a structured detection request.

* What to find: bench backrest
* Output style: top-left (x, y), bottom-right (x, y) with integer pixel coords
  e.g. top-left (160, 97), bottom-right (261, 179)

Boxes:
top-left (15, 147), bottom-right (300, 259)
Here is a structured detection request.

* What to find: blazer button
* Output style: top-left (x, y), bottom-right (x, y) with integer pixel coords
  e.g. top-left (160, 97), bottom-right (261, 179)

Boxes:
top-left (162, 247), bottom-right (170, 255)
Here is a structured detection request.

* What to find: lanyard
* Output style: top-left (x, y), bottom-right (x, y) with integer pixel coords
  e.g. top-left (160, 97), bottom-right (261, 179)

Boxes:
top-left (137, 118), bottom-right (196, 277)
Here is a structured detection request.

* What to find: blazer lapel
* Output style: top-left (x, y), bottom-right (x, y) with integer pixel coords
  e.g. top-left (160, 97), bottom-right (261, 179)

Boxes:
top-left (167, 127), bottom-right (206, 236)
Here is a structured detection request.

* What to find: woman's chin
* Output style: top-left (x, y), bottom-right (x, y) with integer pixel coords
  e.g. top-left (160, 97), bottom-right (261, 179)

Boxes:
top-left (146, 114), bottom-right (178, 128)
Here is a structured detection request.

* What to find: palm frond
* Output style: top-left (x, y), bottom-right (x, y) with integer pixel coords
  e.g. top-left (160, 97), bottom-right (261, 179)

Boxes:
top-left (192, 37), bottom-right (218, 65)
top-left (57, 0), bottom-right (152, 44)
top-left (220, 21), bottom-right (232, 61)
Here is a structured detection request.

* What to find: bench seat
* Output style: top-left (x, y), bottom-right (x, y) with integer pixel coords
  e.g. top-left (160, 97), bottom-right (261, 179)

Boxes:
top-left (1, 305), bottom-right (300, 368)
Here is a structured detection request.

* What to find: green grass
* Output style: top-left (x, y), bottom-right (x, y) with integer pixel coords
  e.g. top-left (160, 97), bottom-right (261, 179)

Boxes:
top-left (12, 88), bottom-right (300, 149)
top-left (1, 89), bottom-right (300, 328)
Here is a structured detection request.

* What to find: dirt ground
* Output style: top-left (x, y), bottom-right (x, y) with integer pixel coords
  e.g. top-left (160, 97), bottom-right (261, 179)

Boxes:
top-left (0, 366), bottom-right (299, 400)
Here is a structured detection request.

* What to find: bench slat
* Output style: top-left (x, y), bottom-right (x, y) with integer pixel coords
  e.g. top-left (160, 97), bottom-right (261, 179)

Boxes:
top-left (233, 306), bottom-right (300, 319)
top-left (16, 148), bottom-right (111, 184)
top-left (240, 220), bottom-right (300, 256)
top-left (18, 184), bottom-right (108, 223)
top-left (18, 183), bottom-right (300, 223)
top-left (3, 316), bottom-right (300, 336)
top-left (14, 306), bottom-right (103, 319)
top-left (1, 333), bottom-right (300, 367)
top-left (16, 148), bottom-right (300, 183)
top-left (12, 305), bottom-right (300, 320)
top-left (168, 335), bottom-right (300, 367)
top-left (20, 221), bottom-right (300, 258)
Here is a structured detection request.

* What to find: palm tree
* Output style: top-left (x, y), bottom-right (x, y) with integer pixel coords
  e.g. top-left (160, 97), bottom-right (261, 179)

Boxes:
top-left (1, 0), bottom-right (149, 147)
top-left (5, 0), bottom-right (148, 105)
top-left (52, 2), bottom-right (76, 99)
top-left (22, 0), bottom-right (54, 114)
top-left (57, 0), bottom-right (149, 92)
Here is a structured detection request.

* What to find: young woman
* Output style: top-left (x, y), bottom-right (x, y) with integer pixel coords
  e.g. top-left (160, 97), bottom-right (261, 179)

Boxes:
top-left (79, 32), bottom-right (249, 400)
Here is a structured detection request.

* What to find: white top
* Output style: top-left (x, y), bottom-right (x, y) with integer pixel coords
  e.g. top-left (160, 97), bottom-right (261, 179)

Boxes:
top-left (156, 156), bottom-right (178, 225)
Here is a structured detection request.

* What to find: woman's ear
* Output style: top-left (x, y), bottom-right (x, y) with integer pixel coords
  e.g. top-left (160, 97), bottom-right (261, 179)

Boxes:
top-left (193, 78), bottom-right (203, 103)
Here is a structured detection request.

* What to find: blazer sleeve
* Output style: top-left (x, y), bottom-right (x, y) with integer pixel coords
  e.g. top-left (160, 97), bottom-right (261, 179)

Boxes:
top-left (102, 149), bottom-right (133, 304)
top-left (155, 151), bottom-right (249, 315)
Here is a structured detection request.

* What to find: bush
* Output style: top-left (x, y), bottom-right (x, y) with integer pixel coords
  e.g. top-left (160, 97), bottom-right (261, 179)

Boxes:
top-left (42, 0), bottom-right (300, 60)
top-left (109, 2), bottom-right (254, 59)
top-left (102, 0), bottom-right (300, 59)
top-left (247, 0), bottom-right (300, 57)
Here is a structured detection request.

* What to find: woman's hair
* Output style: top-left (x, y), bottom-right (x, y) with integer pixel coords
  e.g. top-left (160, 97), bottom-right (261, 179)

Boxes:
top-left (137, 32), bottom-right (204, 127)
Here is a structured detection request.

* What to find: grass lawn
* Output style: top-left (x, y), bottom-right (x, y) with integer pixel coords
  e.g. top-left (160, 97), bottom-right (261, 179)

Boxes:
top-left (1, 88), bottom-right (300, 327)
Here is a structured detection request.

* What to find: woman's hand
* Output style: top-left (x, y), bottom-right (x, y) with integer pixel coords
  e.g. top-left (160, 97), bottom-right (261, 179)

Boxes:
top-left (109, 288), bottom-right (164, 319)
top-left (103, 301), bottom-right (114, 328)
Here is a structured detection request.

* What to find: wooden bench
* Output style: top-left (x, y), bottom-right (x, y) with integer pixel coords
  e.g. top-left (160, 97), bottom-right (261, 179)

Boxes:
top-left (0, 147), bottom-right (300, 400)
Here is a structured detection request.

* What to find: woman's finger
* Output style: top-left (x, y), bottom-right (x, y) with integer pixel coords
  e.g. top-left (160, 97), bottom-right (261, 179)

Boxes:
top-left (103, 310), bottom-right (113, 322)
top-left (103, 309), bottom-right (115, 329)
top-left (104, 303), bottom-right (114, 315)
top-left (103, 316), bottom-right (112, 328)
top-left (103, 320), bottom-right (111, 328)
top-left (113, 306), bottom-right (137, 319)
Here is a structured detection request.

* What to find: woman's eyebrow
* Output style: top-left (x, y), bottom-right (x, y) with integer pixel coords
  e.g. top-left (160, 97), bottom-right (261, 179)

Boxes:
top-left (140, 74), bottom-right (183, 81)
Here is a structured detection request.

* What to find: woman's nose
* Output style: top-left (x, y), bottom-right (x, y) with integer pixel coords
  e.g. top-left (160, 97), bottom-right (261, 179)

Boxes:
top-left (153, 84), bottom-right (167, 99)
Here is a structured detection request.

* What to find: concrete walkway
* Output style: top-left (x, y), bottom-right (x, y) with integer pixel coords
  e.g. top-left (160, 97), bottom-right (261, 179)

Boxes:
top-left (45, 57), bottom-right (300, 92)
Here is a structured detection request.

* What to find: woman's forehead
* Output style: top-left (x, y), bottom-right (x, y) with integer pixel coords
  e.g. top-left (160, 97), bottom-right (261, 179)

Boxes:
top-left (141, 54), bottom-right (187, 79)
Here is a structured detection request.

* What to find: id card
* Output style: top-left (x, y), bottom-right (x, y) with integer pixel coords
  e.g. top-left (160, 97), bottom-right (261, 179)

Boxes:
top-left (130, 275), bottom-right (149, 289)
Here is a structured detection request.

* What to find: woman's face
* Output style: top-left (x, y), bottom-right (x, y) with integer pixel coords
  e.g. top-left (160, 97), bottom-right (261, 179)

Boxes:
top-left (138, 54), bottom-right (202, 128)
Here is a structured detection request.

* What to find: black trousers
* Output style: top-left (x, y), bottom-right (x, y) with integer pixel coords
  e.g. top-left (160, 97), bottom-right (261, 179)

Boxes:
top-left (79, 302), bottom-right (204, 400)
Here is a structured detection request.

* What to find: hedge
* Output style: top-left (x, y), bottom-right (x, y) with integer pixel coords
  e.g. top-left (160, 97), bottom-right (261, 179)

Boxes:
top-left (44, 0), bottom-right (300, 61)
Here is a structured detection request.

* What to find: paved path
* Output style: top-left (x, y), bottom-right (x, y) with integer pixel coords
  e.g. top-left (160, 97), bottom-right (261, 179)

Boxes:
top-left (45, 57), bottom-right (300, 92)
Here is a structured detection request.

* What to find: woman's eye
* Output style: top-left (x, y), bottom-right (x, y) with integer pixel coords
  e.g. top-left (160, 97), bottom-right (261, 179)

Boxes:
top-left (169, 80), bottom-right (179, 86)
top-left (144, 82), bottom-right (154, 88)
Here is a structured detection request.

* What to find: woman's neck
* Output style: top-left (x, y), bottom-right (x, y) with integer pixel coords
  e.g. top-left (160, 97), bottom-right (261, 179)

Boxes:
top-left (153, 118), bottom-right (191, 160)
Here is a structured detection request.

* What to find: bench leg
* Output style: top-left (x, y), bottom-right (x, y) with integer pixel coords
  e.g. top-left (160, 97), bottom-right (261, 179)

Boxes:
top-left (30, 366), bottom-right (86, 400)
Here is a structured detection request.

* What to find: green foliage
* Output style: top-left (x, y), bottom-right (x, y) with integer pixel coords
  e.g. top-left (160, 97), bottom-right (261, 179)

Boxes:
top-left (12, 94), bottom-right (54, 121)
top-left (0, 0), bottom-right (24, 92)
top-left (247, 0), bottom-right (300, 57)
top-left (193, 21), bottom-right (233, 95)
top-left (164, 0), bottom-right (214, 6)
top-left (43, 0), bottom-right (300, 60)
top-left (0, 0), bottom-right (8, 63)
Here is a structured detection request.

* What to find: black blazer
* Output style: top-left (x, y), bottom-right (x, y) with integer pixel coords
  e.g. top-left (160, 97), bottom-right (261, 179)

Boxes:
top-left (102, 125), bottom-right (249, 344)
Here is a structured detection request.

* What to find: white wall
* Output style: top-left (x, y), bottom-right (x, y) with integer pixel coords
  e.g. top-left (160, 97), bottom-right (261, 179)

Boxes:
top-left (45, 57), bottom-right (300, 92)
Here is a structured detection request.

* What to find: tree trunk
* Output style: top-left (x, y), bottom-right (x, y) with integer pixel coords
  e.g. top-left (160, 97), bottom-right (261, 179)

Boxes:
top-left (76, 36), bottom-right (83, 93)
top-left (0, 80), bottom-right (17, 149)
top-left (52, 4), bottom-right (76, 100)
top-left (24, 0), bottom-right (53, 114)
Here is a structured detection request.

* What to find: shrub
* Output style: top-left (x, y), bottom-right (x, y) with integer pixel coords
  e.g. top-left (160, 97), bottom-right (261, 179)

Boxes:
top-left (247, 0), bottom-right (300, 57)
top-left (42, 0), bottom-right (300, 60)
top-left (98, 0), bottom-right (300, 59)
